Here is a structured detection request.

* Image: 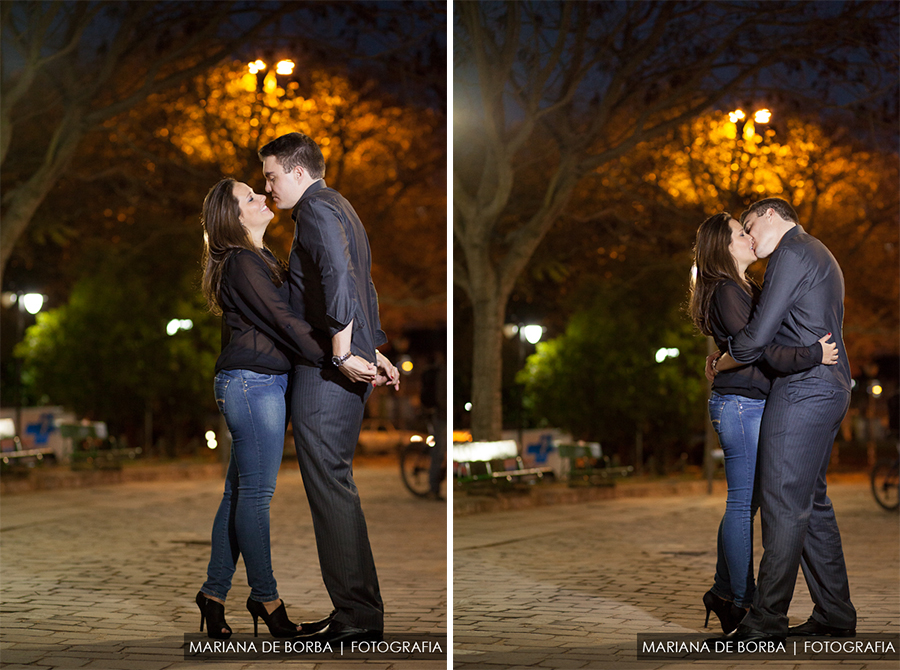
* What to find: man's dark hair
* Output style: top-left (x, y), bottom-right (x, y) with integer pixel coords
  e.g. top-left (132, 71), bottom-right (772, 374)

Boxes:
top-left (258, 132), bottom-right (326, 179)
top-left (740, 197), bottom-right (799, 225)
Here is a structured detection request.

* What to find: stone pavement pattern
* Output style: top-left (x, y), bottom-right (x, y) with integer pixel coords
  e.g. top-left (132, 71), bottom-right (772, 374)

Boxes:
top-left (454, 480), bottom-right (899, 669)
top-left (1, 462), bottom-right (447, 669)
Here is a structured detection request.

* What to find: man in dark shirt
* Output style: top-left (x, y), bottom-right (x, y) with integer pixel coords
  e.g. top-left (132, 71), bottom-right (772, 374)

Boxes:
top-left (259, 132), bottom-right (399, 643)
top-left (723, 198), bottom-right (855, 643)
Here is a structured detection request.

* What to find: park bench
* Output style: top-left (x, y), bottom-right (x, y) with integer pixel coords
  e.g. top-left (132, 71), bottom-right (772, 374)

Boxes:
top-left (60, 423), bottom-right (141, 470)
top-left (454, 439), bottom-right (554, 488)
top-left (0, 418), bottom-right (55, 467)
top-left (557, 442), bottom-right (633, 486)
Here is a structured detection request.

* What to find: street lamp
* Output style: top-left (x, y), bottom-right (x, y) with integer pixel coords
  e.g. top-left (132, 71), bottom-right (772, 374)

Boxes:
top-left (21, 294), bottom-right (44, 315)
top-left (504, 322), bottom-right (544, 453)
top-left (2, 291), bottom-right (46, 439)
top-left (166, 319), bottom-right (193, 336)
top-left (728, 107), bottom-right (771, 140)
top-left (727, 106), bottom-right (773, 200)
top-left (754, 109), bottom-right (771, 124)
top-left (248, 58), bottom-right (296, 93)
top-left (275, 60), bottom-right (295, 75)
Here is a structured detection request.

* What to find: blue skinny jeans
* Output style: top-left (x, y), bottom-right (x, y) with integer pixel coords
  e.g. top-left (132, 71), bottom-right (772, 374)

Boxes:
top-left (201, 369), bottom-right (287, 604)
top-left (708, 392), bottom-right (765, 608)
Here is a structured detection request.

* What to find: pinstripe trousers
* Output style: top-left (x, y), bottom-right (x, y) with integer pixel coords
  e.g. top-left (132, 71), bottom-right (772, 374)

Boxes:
top-left (742, 378), bottom-right (855, 636)
top-left (291, 364), bottom-right (384, 631)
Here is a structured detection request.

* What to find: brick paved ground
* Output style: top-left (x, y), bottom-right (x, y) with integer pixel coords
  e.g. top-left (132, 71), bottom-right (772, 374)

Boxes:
top-left (1, 460), bottom-right (447, 669)
top-left (454, 478), bottom-right (899, 669)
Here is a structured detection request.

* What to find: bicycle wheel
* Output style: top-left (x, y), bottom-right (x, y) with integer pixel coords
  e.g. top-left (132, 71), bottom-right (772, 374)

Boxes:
top-left (400, 442), bottom-right (433, 497)
top-left (870, 459), bottom-right (900, 511)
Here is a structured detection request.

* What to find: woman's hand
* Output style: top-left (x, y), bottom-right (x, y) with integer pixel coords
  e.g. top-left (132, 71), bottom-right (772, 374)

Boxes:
top-left (374, 351), bottom-right (400, 390)
top-left (705, 352), bottom-right (721, 382)
top-left (819, 333), bottom-right (839, 365)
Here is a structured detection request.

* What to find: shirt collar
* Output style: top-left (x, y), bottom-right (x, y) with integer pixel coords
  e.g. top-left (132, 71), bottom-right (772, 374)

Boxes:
top-left (781, 224), bottom-right (804, 242)
top-left (291, 179), bottom-right (327, 218)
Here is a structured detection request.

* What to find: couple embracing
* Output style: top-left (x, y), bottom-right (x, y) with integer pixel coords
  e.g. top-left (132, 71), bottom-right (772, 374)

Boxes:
top-left (691, 197), bottom-right (856, 644)
top-left (195, 132), bottom-right (398, 644)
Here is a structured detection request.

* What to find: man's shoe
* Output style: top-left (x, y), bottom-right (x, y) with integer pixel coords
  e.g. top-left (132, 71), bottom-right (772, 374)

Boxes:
top-left (297, 609), bottom-right (334, 635)
top-left (788, 618), bottom-right (855, 638)
top-left (303, 620), bottom-right (383, 644)
top-left (708, 624), bottom-right (785, 645)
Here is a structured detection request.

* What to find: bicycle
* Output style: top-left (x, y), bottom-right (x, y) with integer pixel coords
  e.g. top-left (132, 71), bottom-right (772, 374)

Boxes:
top-left (400, 435), bottom-right (446, 498)
top-left (870, 448), bottom-right (899, 511)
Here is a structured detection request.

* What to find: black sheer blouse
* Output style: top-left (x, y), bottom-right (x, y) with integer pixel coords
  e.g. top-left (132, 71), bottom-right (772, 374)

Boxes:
top-left (709, 280), bottom-right (821, 399)
top-left (214, 249), bottom-right (327, 374)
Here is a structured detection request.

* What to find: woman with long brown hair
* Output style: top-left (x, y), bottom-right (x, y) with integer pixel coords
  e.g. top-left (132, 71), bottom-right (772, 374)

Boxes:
top-left (688, 211), bottom-right (837, 634)
top-left (195, 178), bottom-right (327, 639)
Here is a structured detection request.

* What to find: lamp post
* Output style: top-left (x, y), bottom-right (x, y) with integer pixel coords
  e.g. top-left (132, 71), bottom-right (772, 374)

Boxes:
top-left (504, 322), bottom-right (543, 454)
top-left (727, 107), bottom-right (771, 200)
top-left (248, 59), bottom-right (296, 93)
top-left (2, 292), bottom-right (45, 439)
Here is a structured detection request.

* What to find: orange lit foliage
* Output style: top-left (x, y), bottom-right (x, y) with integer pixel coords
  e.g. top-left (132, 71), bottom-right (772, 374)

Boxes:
top-left (134, 61), bottom-right (445, 332)
top-left (588, 111), bottom-right (899, 368)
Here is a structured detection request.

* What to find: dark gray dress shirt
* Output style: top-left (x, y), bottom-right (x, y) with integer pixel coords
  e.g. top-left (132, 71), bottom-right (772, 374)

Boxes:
top-left (288, 180), bottom-right (387, 365)
top-left (728, 225), bottom-right (851, 391)
top-left (709, 279), bottom-right (821, 399)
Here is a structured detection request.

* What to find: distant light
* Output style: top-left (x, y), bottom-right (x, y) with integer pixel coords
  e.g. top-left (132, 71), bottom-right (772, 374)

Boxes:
top-left (207, 438), bottom-right (217, 450)
top-left (502, 323), bottom-right (519, 339)
top-left (754, 109), bottom-right (771, 124)
top-left (655, 347), bottom-right (680, 363)
top-left (521, 325), bottom-right (544, 345)
top-left (869, 382), bottom-right (883, 398)
top-left (426, 435), bottom-right (436, 447)
top-left (204, 431), bottom-right (216, 441)
top-left (464, 402), bottom-right (473, 412)
top-left (410, 434), bottom-right (424, 442)
top-left (22, 293), bottom-right (44, 315)
top-left (401, 360), bottom-right (414, 373)
top-left (729, 109), bottom-right (746, 123)
top-left (275, 60), bottom-right (295, 75)
top-left (248, 60), bottom-right (266, 74)
top-left (166, 319), bottom-right (193, 336)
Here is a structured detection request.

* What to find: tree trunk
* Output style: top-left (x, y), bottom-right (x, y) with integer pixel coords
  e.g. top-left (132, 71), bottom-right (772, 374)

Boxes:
top-left (469, 288), bottom-right (506, 441)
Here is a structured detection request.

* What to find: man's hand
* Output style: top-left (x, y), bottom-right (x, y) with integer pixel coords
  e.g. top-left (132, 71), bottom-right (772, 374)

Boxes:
top-left (374, 351), bottom-right (400, 390)
top-left (819, 333), bottom-right (839, 365)
top-left (705, 352), bottom-right (721, 383)
top-left (338, 355), bottom-right (377, 383)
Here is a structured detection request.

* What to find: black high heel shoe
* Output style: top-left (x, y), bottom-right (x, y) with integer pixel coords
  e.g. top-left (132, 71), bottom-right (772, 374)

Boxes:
top-left (196, 591), bottom-right (232, 639)
top-left (702, 590), bottom-right (745, 634)
top-left (246, 597), bottom-right (300, 638)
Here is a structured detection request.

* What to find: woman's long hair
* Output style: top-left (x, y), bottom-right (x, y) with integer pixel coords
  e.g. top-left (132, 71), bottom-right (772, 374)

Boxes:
top-left (688, 212), bottom-right (754, 336)
top-left (200, 178), bottom-right (286, 315)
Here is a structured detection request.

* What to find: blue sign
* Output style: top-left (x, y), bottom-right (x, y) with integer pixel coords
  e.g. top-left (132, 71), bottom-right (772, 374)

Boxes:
top-left (25, 413), bottom-right (56, 445)
top-left (525, 434), bottom-right (555, 464)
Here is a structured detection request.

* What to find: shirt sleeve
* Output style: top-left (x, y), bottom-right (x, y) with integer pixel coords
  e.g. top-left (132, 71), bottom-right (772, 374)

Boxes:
top-left (368, 275), bottom-right (388, 348)
top-left (296, 198), bottom-right (357, 337)
top-left (728, 246), bottom-right (809, 364)
top-left (225, 251), bottom-right (327, 364)
top-left (714, 281), bottom-right (820, 374)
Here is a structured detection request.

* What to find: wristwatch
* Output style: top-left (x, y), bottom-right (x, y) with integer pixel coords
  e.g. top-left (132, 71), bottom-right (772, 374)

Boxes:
top-left (332, 352), bottom-right (352, 368)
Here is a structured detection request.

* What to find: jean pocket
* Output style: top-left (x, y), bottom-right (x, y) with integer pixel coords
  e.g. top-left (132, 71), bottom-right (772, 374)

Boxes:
top-left (241, 371), bottom-right (277, 390)
top-left (214, 375), bottom-right (231, 412)
top-left (708, 395), bottom-right (726, 426)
